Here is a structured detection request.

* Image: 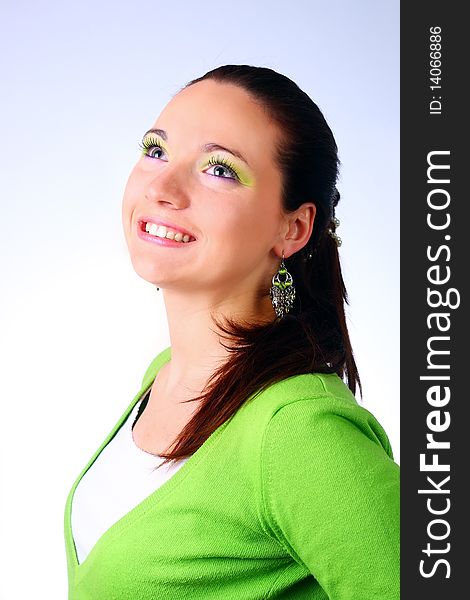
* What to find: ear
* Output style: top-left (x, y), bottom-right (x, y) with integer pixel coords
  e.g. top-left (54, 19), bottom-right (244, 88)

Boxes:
top-left (274, 202), bottom-right (316, 258)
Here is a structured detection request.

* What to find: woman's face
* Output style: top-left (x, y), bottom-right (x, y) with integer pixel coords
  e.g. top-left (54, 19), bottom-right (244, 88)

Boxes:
top-left (122, 79), bottom-right (295, 305)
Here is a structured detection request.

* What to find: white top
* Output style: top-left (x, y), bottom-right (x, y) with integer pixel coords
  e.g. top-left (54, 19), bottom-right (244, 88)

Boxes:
top-left (71, 393), bottom-right (189, 565)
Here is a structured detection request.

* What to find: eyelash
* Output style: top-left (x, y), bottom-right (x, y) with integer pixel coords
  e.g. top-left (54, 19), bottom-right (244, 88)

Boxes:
top-left (138, 138), bottom-right (241, 183)
top-left (138, 137), bottom-right (164, 159)
top-left (205, 155), bottom-right (240, 182)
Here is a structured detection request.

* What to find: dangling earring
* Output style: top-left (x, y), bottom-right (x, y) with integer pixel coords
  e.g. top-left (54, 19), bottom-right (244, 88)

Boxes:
top-left (269, 251), bottom-right (296, 319)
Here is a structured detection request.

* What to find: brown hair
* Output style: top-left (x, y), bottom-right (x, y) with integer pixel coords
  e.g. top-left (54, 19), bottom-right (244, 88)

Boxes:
top-left (153, 65), bottom-right (361, 467)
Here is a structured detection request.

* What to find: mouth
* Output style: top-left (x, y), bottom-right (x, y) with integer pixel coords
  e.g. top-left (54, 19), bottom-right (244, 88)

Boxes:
top-left (138, 218), bottom-right (197, 244)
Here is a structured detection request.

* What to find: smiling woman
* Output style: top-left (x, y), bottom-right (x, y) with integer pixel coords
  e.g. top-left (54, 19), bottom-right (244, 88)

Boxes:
top-left (64, 64), bottom-right (400, 599)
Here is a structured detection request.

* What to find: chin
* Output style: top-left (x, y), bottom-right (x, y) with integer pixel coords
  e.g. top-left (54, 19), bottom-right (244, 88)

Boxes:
top-left (130, 256), bottom-right (188, 290)
top-left (127, 254), bottom-right (160, 282)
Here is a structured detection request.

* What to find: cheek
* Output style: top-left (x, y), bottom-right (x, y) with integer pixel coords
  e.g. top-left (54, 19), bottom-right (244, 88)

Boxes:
top-left (211, 201), bottom-right (255, 236)
top-left (208, 198), bottom-right (277, 256)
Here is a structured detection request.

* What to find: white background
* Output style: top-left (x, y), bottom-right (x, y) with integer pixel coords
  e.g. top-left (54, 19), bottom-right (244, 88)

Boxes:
top-left (0, 1), bottom-right (399, 597)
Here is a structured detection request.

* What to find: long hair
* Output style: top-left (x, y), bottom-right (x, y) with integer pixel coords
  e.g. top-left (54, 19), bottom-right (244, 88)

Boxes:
top-left (152, 65), bottom-right (361, 467)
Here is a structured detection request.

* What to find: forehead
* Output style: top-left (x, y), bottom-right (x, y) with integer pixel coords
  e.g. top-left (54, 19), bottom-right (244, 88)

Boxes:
top-left (153, 80), bottom-right (281, 164)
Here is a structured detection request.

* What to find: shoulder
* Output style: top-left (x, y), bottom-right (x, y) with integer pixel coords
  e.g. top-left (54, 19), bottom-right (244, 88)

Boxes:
top-left (238, 370), bottom-right (395, 462)
top-left (139, 350), bottom-right (395, 462)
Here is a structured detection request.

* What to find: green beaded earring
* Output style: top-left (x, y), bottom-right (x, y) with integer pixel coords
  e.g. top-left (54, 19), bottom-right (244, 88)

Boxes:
top-left (269, 251), bottom-right (296, 319)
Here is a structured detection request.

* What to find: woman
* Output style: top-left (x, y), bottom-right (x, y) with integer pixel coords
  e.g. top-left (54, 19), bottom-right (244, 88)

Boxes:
top-left (64, 65), bottom-right (400, 599)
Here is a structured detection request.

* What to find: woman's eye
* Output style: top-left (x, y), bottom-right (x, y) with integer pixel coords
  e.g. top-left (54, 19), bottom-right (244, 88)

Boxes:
top-left (204, 157), bottom-right (240, 182)
top-left (139, 140), bottom-right (168, 161)
top-left (205, 164), bottom-right (236, 179)
top-left (148, 146), bottom-right (166, 159)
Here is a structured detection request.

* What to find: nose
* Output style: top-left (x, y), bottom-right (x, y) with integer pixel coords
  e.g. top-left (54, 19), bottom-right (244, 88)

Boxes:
top-left (144, 163), bottom-right (191, 209)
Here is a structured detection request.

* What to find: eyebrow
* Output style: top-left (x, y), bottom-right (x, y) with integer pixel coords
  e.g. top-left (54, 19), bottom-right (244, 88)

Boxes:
top-left (143, 128), bottom-right (251, 168)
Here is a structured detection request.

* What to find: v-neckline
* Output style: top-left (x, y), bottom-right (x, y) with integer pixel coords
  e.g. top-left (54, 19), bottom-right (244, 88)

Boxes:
top-left (64, 352), bottom-right (231, 573)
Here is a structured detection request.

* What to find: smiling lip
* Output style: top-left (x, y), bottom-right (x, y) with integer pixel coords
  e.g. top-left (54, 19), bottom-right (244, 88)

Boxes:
top-left (137, 216), bottom-right (196, 247)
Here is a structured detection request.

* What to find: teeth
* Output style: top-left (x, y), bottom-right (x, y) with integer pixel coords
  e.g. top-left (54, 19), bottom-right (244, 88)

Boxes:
top-left (156, 225), bottom-right (167, 238)
top-left (144, 222), bottom-right (194, 243)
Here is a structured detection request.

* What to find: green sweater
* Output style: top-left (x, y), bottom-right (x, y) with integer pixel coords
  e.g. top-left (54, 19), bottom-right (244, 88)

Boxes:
top-left (64, 347), bottom-right (400, 599)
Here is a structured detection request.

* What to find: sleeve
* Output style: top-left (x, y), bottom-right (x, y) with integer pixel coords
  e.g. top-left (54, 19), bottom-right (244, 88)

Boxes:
top-left (260, 397), bottom-right (400, 600)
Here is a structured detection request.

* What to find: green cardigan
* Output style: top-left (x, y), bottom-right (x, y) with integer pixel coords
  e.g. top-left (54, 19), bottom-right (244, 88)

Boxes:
top-left (64, 347), bottom-right (400, 599)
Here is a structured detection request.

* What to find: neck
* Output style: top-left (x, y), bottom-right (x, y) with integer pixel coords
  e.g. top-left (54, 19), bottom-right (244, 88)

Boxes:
top-left (159, 286), bottom-right (274, 397)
